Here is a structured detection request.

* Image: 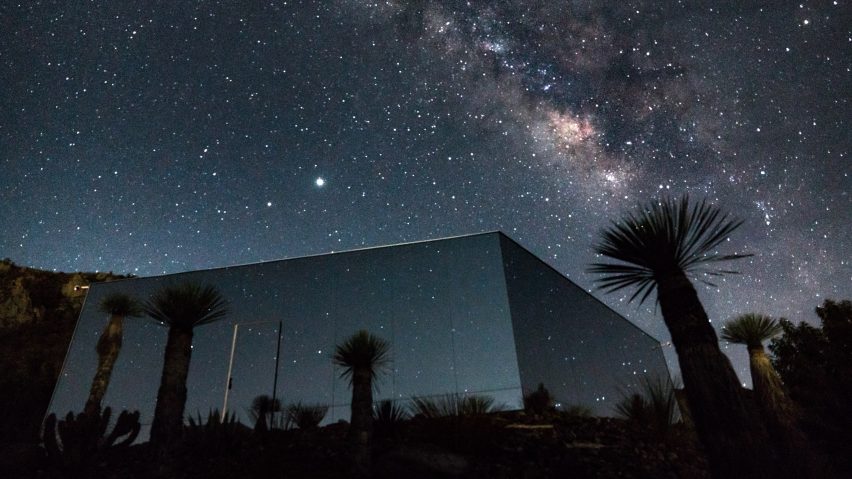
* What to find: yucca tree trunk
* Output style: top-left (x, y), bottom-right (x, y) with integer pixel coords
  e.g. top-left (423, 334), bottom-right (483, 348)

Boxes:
top-left (657, 272), bottom-right (776, 479)
top-left (748, 346), bottom-right (797, 422)
top-left (349, 367), bottom-right (373, 472)
top-left (748, 345), bottom-right (819, 477)
top-left (84, 315), bottom-right (124, 416)
top-left (150, 326), bottom-right (193, 444)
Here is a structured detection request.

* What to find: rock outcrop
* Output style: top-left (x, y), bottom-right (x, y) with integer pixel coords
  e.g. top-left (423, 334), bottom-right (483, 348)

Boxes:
top-left (0, 259), bottom-right (125, 443)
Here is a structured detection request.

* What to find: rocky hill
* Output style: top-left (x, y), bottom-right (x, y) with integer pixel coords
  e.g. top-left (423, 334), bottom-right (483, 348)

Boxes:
top-left (0, 259), bottom-right (125, 443)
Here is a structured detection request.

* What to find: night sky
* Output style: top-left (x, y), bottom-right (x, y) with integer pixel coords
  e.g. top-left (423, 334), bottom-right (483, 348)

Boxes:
top-left (2, 1), bottom-right (849, 384)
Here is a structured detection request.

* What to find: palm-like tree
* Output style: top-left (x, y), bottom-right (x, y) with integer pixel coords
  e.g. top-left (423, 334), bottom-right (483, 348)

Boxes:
top-left (721, 314), bottom-right (790, 412)
top-left (722, 314), bottom-right (815, 468)
top-left (143, 283), bottom-right (229, 444)
top-left (84, 293), bottom-right (143, 416)
top-left (589, 196), bottom-right (775, 478)
top-left (333, 330), bottom-right (390, 471)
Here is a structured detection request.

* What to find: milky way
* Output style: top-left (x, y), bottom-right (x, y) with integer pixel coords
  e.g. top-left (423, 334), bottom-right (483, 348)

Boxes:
top-left (1, 0), bottom-right (849, 383)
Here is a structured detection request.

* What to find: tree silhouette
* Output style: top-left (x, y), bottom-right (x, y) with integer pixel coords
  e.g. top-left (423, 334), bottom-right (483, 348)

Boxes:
top-left (333, 330), bottom-right (390, 473)
top-left (771, 300), bottom-right (852, 475)
top-left (143, 283), bottom-right (229, 444)
top-left (721, 314), bottom-right (792, 417)
top-left (722, 313), bottom-right (817, 473)
top-left (589, 196), bottom-right (778, 479)
top-left (84, 293), bottom-right (142, 416)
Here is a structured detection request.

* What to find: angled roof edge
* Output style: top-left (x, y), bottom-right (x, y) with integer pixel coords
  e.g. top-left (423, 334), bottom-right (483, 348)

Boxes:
top-left (496, 232), bottom-right (666, 346)
top-left (89, 230), bottom-right (504, 288)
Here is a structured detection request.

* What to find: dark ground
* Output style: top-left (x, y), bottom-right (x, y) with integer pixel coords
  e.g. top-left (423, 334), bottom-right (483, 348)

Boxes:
top-left (2, 410), bottom-right (710, 479)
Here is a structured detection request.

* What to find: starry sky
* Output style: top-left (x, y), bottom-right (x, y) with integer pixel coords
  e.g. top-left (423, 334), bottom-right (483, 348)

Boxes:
top-left (2, 1), bottom-right (850, 384)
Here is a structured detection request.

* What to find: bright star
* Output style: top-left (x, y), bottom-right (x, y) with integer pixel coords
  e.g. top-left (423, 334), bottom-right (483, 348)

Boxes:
top-left (315, 177), bottom-right (325, 187)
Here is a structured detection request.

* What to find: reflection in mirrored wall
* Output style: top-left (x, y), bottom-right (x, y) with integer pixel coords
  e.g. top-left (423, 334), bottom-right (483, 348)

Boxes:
top-left (499, 235), bottom-right (671, 415)
top-left (48, 232), bottom-right (669, 440)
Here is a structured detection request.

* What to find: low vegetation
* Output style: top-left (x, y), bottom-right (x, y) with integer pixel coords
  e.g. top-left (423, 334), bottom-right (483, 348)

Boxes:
top-left (614, 376), bottom-right (679, 439)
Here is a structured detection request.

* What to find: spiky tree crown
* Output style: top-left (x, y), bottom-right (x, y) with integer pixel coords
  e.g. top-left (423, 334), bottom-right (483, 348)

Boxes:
top-left (98, 293), bottom-right (143, 317)
top-left (721, 313), bottom-right (782, 348)
top-left (589, 195), bottom-right (751, 304)
top-left (143, 283), bottom-right (229, 331)
top-left (332, 330), bottom-right (390, 386)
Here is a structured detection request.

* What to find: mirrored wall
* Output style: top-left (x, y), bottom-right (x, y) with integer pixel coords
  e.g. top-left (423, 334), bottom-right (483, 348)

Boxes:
top-left (48, 233), bottom-right (525, 438)
top-left (499, 235), bottom-right (671, 416)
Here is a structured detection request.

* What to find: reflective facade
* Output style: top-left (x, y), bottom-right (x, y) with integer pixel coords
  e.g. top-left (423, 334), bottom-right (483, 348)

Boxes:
top-left (48, 232), bottom-right (669, 437)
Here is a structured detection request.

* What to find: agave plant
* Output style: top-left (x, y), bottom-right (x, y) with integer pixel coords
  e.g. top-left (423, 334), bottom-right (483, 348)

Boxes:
top-left (374, 399), bottom-right (409, 424)
top-left (286, 402), bottom-right (329, 430)
top-left (410, 393), bottom-right (498, 418)
top-left (589, 196), bottom-right (776, 478)
top-left (614, 375), bottom-right (678, 438)
top-left (248, 395), bottom-right (281, 432)
top-left (460, 395), bottom-right (498, 415)
top-left (184, 409), bottom-right (246, 455)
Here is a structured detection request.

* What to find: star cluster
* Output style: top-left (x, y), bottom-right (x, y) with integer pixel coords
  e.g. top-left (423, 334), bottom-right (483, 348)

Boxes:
top-left (1, 0), bottom-right (849, 383)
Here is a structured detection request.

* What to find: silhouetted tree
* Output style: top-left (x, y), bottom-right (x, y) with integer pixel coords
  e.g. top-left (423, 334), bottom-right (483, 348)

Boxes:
top-left (589, 196), bottom-right (778, 479)
top-left (333, 330), bottom-right (390, 473)
top-left (722, 313), bottom-right (817, 468)
top-left (722, 314), bottom-right (798, 419)
top-left (84, 293), bottom-right (142, 416)
top-left (143, 283), bottom-right (229, 444)
top-left (770, 299), bottom-right (852, 475)
top-left (722, 314), bottom-right (790, 409)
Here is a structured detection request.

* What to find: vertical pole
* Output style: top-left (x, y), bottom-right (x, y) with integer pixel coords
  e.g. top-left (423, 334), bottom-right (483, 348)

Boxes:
top-left (270, 320), bottom-right (283, 428)
top-left (222, 324), bottom-right (239, 421)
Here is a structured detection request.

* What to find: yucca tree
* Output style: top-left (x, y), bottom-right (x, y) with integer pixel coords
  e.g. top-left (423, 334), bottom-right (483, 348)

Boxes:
top-left (721, 314), bottom-right (792, 414)
top-left (722, 314), bottom-right (816, 472)
top-left (589, 196), bottom-right (777, 479)
top-left (84, 293), bottom-right (143, 416)
top-left (333, 330), bottom-right (390, 472)
top-left (143, 283), bottom-right (229, 444)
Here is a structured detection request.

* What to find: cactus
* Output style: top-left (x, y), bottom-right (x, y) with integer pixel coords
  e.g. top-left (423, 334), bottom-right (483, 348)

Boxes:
top-left (42, 407), bottom-right (141, 473)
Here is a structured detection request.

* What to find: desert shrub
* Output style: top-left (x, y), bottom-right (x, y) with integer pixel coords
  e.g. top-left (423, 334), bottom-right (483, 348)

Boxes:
top-left (183, 409), bottom-right (248, 454)
top-left (410, 393), bottom-right (500, 418)
top-left (614, 375), bottom-right (678, 438)
top-left (374, 399), bottom-right (409, 424)
top-left (286, 402), bottom-right (328, 429)
top-left (373, 399), bottom-right (409, 438)
top-left (248, 395), bottom-right (281, 432)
